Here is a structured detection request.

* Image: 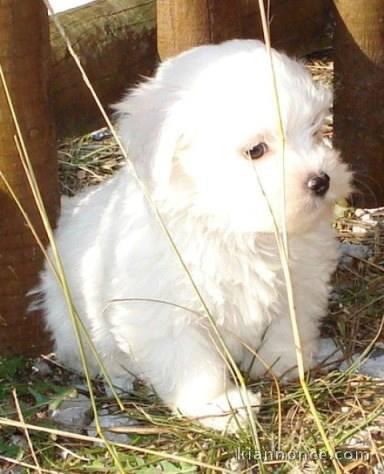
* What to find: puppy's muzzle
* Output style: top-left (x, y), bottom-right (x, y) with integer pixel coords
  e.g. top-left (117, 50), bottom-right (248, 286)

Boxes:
top-left (307, 172), bottom-right (330, 197)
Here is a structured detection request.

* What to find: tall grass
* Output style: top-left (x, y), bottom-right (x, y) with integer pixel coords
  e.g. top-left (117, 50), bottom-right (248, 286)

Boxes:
top-left (256, 1), bottom-right (342, 471)
top-left (0, 0), bottom-right (382, 472)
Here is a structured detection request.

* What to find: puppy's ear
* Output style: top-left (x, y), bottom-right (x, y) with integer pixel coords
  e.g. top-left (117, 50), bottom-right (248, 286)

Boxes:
top-left (114, 79), bottom-right (181, 199)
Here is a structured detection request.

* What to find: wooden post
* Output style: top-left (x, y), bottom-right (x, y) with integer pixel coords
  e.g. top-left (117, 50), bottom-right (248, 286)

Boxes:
top-left (46, 0), bottom-right (329, 138)
top-left (333, 0), bottom-right (384, 206)
top-left (0, 0), bottom-right (59, 355)
top-left (157, 0), bottom-right (243, 60)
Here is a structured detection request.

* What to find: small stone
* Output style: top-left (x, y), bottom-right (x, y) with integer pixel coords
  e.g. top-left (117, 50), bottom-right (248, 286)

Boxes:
top-left (225, 457), bottom-right (244, 473)
top-left (339, 241), bottom-right (371, 266)
top-left (104, 375), bottom-right (134, 398)
top-left (32, 358), bottom-right (52, 376)
top-left (361, 213), bottom-right (378, 226)
top-left (77, 170), bottom-right (87, 179)
top-left (91, 128), bottom-right (111, 141)
top-left (359, 354), bottom-right (384, 379)
top-left (51, 394), bottom-right (93, 429)
top-left (339, 354), bottom-right (360, 373)
top-left (72, 383), bottom-right (90, 393)
top-left (87, 410), bottom-right (135, 444)
top-left (346, 434), bottom-right (368, 449)
top-left (371, 347), bottom-right (384, 358)
top-left (329, 289), bottom-right (341, 302)
top-left (315, 338), bottom-right (344, 369)
top-left (340, 241), bottom-right (371, 259)
top-left (351, 225), bottom-right (368, 235)
top-left (9, 434), bottom-right (28, 450)
top-left (354, 208), bottom-right (365, 218)
top-left (339, 353), bottom-right (384, 379)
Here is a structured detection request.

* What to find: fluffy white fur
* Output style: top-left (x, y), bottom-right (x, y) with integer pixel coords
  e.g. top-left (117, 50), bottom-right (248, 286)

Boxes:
top-left (35, 40), bottom-right (352, 432)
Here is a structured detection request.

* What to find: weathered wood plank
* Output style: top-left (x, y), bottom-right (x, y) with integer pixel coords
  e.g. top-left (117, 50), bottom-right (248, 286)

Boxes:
top-left (50, 0), bottom-right (157, 137)
top-left (50, 0), bottom-right (330, 138)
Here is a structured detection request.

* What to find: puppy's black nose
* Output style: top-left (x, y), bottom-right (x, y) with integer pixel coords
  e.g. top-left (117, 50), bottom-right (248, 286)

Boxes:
top-left (307, 172), bottom-right (330, 196)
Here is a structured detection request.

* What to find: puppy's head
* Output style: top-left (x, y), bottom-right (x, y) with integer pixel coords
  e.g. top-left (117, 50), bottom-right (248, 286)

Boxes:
top-left (115, 40), bottom-right (352, 234)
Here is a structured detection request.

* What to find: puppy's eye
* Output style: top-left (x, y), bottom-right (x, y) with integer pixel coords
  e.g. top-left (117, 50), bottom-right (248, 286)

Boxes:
top-left (246, 142), bottom-right (268, 160)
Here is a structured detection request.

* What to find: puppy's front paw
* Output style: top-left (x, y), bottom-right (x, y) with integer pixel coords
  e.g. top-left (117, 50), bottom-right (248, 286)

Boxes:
top-left (183, 387), bottom-right (261, 433)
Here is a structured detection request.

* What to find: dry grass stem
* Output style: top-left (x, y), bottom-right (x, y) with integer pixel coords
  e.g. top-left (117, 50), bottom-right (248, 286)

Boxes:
top-left (12, 389), bottom-right (42, 474)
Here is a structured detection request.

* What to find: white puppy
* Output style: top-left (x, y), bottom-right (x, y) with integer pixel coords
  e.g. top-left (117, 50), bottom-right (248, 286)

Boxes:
top-left (36, 40), bottom-right (351, 432)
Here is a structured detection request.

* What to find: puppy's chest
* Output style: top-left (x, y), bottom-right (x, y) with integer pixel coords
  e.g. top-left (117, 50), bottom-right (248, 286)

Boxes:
top-left (180, 235), bottom-right (283, 336)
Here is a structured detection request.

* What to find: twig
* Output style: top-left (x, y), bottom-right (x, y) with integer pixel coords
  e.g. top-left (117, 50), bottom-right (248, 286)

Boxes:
top-left (12, 389), bottom-right (43, 474)
top-left (0, 455), bottom-right (59, 474)
top-left (0, 417), bottom-right (230, 473)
